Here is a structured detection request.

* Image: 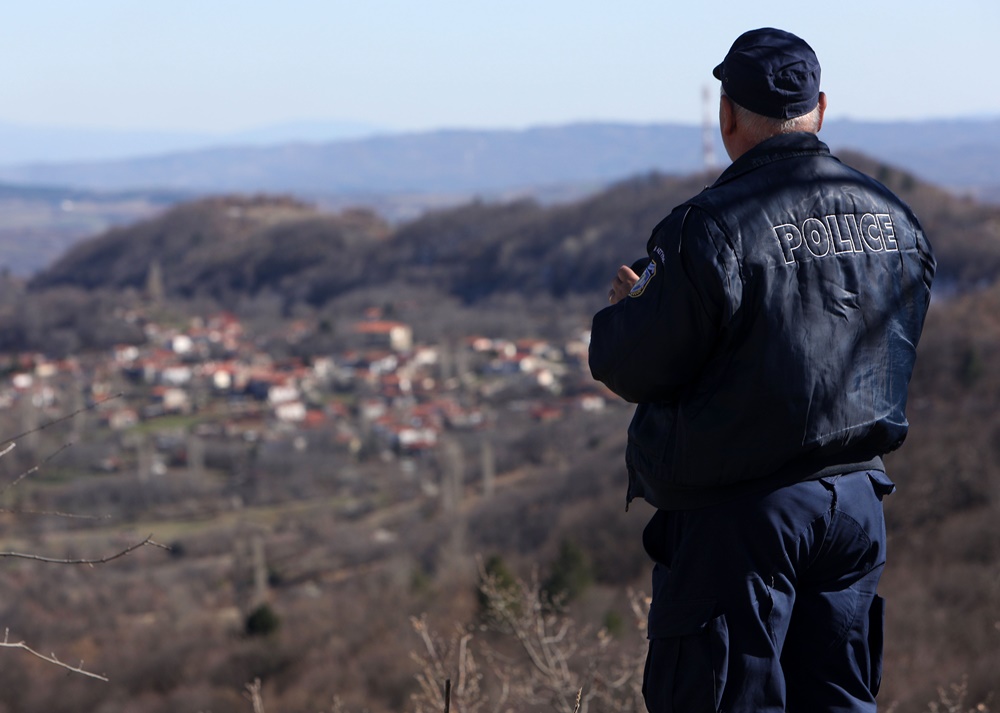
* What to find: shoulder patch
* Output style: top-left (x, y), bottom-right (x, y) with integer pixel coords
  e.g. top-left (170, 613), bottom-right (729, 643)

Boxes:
top-left (628, 259), bottom-right (656, 298)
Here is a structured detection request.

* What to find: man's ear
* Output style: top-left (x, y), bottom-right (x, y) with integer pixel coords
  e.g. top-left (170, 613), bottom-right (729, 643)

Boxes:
top-left (719, 94), bottom-right (737, 140)
top-left (816, 91), bottom-right (828, 132)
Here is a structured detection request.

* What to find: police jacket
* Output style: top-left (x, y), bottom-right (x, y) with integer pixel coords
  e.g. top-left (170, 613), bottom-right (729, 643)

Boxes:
top-left (589, 132), bottom-right (936, 510)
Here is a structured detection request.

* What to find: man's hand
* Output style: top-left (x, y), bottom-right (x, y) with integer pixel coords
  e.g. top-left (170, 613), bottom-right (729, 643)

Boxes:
top-left (607, 264), bottom-right (641, 305)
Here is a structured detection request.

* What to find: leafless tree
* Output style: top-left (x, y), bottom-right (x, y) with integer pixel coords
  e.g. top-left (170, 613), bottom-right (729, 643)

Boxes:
top-left (0, 400), bottom-right (168, 680)
top-left (408, 559), bottom-right (648, 713)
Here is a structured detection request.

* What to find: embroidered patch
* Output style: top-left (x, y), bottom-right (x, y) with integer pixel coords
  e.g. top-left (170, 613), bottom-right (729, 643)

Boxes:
top-left (629, 259), bottom-right (656, 298)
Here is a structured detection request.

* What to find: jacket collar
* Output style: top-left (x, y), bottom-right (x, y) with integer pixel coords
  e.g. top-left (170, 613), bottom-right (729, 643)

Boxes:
top-left (712, 132), bottom-right (832, 187)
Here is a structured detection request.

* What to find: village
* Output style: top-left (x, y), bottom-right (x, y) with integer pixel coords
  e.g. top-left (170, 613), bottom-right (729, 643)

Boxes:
top-left (0, 308), bottom-right (611, 487)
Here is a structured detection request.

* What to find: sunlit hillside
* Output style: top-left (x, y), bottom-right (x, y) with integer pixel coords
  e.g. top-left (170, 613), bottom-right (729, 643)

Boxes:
top-left (0, 155), bottom-right (997, 712)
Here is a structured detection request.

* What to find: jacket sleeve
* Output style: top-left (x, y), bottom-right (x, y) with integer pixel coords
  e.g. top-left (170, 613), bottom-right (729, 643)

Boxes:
top-left (588, 206), bottom-right (737, 403)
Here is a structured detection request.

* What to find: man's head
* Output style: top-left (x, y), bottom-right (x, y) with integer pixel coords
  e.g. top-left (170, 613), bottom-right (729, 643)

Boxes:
top-left (714, 28), bottom-right (827, 160)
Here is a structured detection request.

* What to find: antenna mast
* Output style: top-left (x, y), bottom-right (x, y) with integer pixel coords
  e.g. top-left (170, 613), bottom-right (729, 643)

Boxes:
top-left (702, 84), bottom-right (718, 171)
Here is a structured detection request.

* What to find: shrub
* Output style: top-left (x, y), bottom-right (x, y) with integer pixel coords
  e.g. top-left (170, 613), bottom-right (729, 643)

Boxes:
top-left (543, 540), bottom-right (594, 607)
top-left (244, 603), bottom-right (280, 637)
top-left (477, 554), bottom-right (521, 624)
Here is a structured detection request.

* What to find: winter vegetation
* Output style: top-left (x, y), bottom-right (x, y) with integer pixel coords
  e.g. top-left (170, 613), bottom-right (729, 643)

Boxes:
top-left (0, 155), bottom-right (997, 711)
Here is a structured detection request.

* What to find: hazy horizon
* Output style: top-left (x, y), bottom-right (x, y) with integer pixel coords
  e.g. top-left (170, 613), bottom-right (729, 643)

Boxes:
top-left (2, 113), bottom-right (999, 168)
top-left (0, 1), bottom-right (995, 140)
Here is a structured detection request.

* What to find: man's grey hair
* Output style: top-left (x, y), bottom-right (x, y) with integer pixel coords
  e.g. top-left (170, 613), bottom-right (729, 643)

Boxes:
top-left (722, 89), bottom-right (822, 143)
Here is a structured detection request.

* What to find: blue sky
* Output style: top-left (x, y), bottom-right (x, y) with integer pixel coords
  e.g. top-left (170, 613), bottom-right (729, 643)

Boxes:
top-left (0, 0), bottom-right (996, 134)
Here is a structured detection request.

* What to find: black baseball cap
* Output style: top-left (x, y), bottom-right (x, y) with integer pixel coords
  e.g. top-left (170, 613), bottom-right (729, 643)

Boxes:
top-left (713, 28), bottom-right (821, 120)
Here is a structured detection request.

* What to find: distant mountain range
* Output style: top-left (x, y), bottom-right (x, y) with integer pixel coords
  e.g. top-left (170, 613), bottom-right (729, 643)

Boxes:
top-left (0, 119), bottom-right (997, 203)
top-left (0, 119), bottom-right (384, 165)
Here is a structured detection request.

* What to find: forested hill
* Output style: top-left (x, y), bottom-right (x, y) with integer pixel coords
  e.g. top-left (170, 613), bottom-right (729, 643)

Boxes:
top-left (29, 152), bottom-right (1000, 312)
top-left (27, 170), bottom-right (716, 307)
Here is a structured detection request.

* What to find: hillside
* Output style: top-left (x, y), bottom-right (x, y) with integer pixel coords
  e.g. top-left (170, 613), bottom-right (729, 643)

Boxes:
top-left (27, 196), bottom-right (391, 306)
top-left (27, 152), bottom-right (1000, 314)
top-left (3, 157), bottom-right (1000, 712)
top-left (26, 171), bottom-right (714, 314)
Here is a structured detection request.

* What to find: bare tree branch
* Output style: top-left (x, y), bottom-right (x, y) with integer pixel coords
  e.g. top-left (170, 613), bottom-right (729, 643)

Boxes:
top-left (0, 534), bottom-right (170, 565)
top-left (410, 614), bottom-right (493, 713)
top-left (0, 427), bottom-right (111, 520)
top-left (0, 442), bottom-right (73, 496)
top-left (0, 394), bottom-right (167, 687)
top-left (0, 392), bottom-right (122, 449)
top-left (475, 559), bottom-right (648, 713)
top-left (244, 677), bottom-right (266, 713)
top-left (0, 629), bottom-right (108, 681)
top-left (0, 508), bottom-right (111, 520)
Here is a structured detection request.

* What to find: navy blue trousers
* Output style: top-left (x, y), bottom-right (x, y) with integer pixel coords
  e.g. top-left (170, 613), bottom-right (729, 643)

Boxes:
top-left (641, 470), bottom-right (894, 713)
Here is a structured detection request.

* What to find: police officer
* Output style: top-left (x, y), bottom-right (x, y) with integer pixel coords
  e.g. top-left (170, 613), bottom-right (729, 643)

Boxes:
top-left (590, 28), bottom-right (935, 713)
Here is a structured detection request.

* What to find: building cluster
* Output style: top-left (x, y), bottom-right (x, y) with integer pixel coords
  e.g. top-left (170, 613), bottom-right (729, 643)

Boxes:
top-left (0, 310), bottom-right (608, 467)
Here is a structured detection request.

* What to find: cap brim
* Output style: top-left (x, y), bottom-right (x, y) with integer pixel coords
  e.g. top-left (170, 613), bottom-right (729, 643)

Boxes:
top-left (712, 62), bottom-right (724, 80)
